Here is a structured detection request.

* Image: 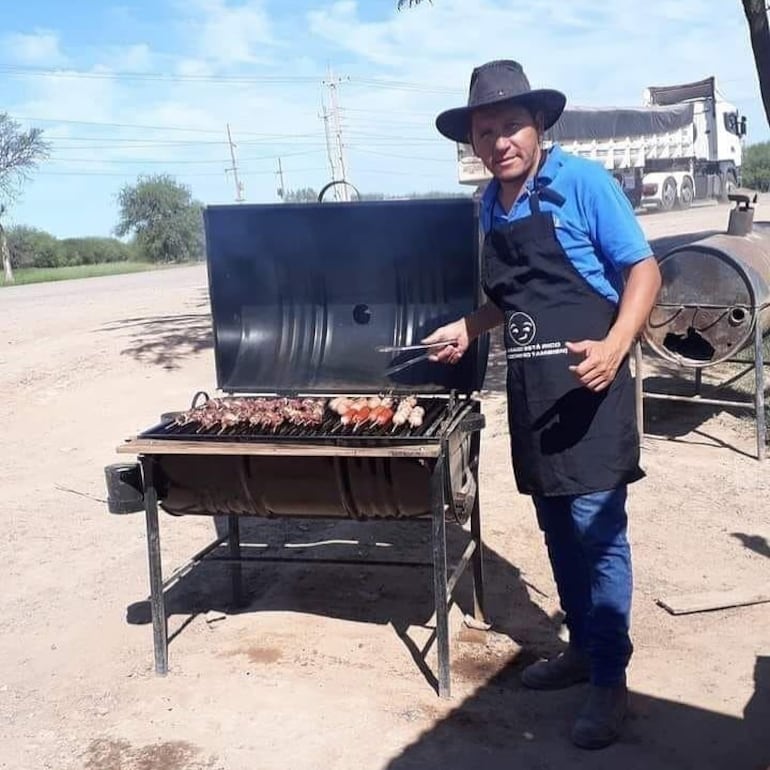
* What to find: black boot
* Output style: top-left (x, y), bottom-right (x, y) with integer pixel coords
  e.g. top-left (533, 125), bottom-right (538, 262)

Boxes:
top-left (571, 679), bottom-right (628, 749)
top-left (520, 646), bottom-right (590, 690)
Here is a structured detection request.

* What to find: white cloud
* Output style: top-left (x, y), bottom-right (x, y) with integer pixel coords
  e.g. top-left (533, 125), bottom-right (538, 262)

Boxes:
top-left (174, 57), bottom-right (215, 77)
top-left (14, 71), bottom-right (118, 125)
top-left (175, 0), bottom-right (277, 66)
top-left (305, 0), bottom-right (758, 113)
top-left (99, 43), bottom-right (155, 72)
top-left (3, 29), bottom-right (67, 66)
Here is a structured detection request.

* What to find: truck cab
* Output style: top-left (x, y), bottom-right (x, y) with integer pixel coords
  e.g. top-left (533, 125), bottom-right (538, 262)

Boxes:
top-left (640, 76), bottom-right (745, 209)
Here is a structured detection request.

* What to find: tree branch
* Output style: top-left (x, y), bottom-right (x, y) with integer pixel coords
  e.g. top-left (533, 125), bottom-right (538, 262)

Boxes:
top-left (741, 0), bottom-right (770, 127)
top-left (0, 114), bottom-right (51, 202)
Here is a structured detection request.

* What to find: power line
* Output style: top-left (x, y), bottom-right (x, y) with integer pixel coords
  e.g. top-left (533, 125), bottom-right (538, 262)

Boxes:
top-left (14, 115), bottom-right (323, 138)
top-left (35, 166), bottom-right (329, 178)
top-left (46, 149), bottom-right (326, 164)
top-left (348, 147), bottom-right (452, 163)
top-left (0, 64), bottom-right (322, 84)
top-left (1, 64), bottom-right (464, 94)
top-left (340, 106), bottom-right (439, 118)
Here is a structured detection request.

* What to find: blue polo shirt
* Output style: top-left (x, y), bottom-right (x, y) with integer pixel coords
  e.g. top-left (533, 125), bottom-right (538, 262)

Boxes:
top-left (480, 144), bottom-right (652, 304)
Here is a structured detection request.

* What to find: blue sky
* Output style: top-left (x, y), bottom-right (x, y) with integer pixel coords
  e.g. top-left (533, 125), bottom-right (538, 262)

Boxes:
top-left (2, 0), bottom-right (768, 238)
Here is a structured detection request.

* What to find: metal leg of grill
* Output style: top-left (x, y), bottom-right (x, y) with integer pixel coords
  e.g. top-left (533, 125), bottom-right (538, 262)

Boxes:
top-left (755, 322), bottom-right (767, 461)
top-left (468, 428), bottom-right (486, 623)
top-left (469, 493), bottom-right (485, 623)
top-left (142, 458), bottom-right (168, 676)
top-left (228, 515), bottom-right (245, 607)
top-left (431, 454), bottom-right (451, 699)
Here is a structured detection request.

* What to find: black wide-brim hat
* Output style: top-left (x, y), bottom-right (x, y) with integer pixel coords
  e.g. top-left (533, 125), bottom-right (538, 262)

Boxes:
top-left (436, 60), bottom-right (566, 144)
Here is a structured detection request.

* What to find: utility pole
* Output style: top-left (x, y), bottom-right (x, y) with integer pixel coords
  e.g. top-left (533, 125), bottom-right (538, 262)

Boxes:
top-left (276, 156), bottom-right (285, 201)
top-left (320, 100), bottom-right (338, 195)
top-left (225, 123), bottom-right (245, 202)
top-left (322, 67), bottom-right (350, 201)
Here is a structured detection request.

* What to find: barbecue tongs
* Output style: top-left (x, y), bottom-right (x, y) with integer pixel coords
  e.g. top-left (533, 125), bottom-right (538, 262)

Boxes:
top-left (377, 340), bottom-right (458, 377)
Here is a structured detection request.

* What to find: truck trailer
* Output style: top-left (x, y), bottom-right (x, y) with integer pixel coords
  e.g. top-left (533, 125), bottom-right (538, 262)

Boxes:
top-left (456, 76), bottom-right (747, 211)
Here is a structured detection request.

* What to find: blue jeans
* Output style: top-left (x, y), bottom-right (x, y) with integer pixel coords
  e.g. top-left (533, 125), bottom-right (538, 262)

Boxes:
top-left (533, 486), bottom-right (633, 687)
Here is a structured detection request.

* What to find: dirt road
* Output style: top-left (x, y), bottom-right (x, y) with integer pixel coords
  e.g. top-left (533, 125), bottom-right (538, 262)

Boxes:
top-left (2, 202), bottom-right (768, 770)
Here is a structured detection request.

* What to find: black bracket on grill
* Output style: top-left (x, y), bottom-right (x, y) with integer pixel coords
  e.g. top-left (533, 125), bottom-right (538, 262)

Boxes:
top-left (458, 413), bottom-right (486, 434)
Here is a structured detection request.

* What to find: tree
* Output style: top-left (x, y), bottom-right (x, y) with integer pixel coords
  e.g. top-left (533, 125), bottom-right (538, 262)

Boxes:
top-left (398, 0), bottom-right (770, 129)
top-left (741, 141), bottom-right (770, 190)
top-left (115, 174), bottom-right (204, 263)
top-left (0, 114), bottom-right (50, 283)
top-left (6, 225), bottom-right (60, 268)
top-left (282, 187), bottom-right (319, 202)
top-left (60, 237), bottom-right (134, 265)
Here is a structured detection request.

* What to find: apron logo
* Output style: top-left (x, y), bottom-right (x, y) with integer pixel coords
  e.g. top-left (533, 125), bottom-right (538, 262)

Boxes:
top-left (507, 312), bottom-right (536, 347)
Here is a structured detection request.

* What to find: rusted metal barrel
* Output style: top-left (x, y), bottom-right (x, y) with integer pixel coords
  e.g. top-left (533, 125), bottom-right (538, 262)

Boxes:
top-left (645, 215), bottom-right (770, 368)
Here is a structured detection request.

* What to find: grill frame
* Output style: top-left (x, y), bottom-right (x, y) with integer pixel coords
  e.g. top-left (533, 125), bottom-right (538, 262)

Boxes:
top-left (109, 196), bottom-right (491, 698)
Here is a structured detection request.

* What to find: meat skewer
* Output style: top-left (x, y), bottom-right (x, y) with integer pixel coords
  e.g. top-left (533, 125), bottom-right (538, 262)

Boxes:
top-left (173, 396), bottom-right (329, 432)
top-left (171, 393), bottom-right (409, 435)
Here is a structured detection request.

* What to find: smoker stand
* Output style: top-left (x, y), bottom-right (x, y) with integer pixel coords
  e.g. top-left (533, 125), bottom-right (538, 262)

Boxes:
top-left (636, 315), bottom-right (769, 460)
top-left (122, 431), bottom-right (486, 700)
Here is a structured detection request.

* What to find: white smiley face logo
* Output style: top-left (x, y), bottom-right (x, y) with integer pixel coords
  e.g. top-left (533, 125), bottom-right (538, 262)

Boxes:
top-left (507, 312), bottom-right (536, 347)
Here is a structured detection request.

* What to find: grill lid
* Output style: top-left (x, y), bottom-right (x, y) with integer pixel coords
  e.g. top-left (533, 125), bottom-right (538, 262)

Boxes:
top-left (203, 198), bottom-right (488, 395)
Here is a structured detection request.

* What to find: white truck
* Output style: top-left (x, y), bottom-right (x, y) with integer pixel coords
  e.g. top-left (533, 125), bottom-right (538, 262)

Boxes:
top-left (456, 76), bottom-right (747, 211)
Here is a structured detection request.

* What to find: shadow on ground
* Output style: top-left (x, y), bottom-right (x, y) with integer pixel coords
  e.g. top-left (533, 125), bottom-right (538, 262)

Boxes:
top-left (102, 312), bottom-right (213, 370)
top-left (731, 532), bottom-right (770, 560)
top-left (126, 515), bottom-right (564, 696)
top-left (96, 288), bottom-right (212, 370)
top-left (125, 513), bottom-right (769, 770)
top-left (383, 654), bottom-right (770, 770)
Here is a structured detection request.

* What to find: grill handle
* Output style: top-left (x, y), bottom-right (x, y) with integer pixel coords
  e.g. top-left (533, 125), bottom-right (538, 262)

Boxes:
top-left (458, 413), bottom-right (486, 434)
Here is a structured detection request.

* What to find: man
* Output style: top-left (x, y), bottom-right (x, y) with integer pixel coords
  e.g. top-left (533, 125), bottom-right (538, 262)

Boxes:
top-left (424, 60), bottom-right (661, 750)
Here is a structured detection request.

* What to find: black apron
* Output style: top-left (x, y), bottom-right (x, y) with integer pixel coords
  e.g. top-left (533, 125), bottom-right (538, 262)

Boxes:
top-left (482, 179), bottom-right (644, 498)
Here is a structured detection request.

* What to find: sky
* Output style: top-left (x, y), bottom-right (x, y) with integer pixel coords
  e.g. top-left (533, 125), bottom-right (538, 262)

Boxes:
top-left (1, 0), bottom-right (768, 239)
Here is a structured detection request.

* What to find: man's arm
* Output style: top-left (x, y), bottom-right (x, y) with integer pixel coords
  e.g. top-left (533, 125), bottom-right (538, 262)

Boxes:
top-left (466, 300), bottom-right (505, 339)
top-left (422, 300), bottom-right (504, 364)
top-left (607, 258), bottom-right (662, 353)
top-left (567, 257), bottom-right (661, 391)
top-left (567, 167), bottom-right (662, 391)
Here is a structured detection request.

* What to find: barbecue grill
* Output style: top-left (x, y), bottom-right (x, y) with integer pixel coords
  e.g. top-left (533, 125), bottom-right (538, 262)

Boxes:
top-left (106, 197), bottom-right (490, 697)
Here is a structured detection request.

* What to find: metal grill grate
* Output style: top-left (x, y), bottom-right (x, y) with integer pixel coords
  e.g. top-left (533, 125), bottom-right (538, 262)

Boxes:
top-left (138, 397), bottom-right (455, 444)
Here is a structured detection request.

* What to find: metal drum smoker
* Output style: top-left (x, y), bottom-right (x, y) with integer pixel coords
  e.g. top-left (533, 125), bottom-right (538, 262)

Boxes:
top-left (643, 192), bottom-right (770, 458)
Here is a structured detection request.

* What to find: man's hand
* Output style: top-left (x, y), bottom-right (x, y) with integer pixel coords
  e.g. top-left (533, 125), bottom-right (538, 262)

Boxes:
top-left (566, 338), bottom-right (627, 392)
top-left (422, 319), bottom-right (470, 364)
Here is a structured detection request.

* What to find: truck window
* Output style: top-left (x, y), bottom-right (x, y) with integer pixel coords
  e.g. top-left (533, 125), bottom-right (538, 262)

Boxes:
top-left (724, 112), bottom-right (740, 136)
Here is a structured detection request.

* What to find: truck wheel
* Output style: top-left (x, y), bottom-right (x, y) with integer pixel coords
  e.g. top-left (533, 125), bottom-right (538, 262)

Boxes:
top-left (677, 178), bottom-right (694, 209)
top-left (721, 171), bottom-right (737, 202)
top-left (660, 177), bottom-right (677, 211)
